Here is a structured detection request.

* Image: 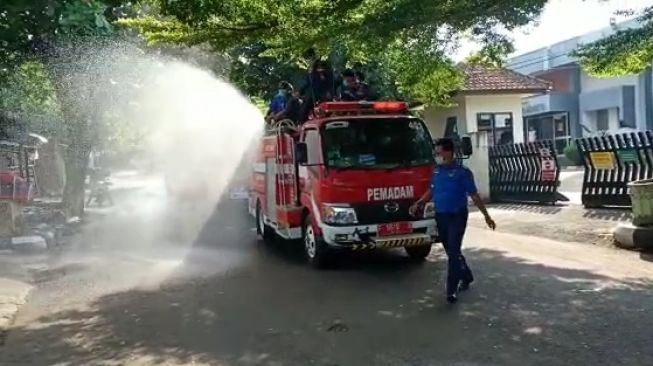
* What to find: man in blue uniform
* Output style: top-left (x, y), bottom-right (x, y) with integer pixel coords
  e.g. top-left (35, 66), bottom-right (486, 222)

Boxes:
top-left (410, 138), bottom-right (496, 304)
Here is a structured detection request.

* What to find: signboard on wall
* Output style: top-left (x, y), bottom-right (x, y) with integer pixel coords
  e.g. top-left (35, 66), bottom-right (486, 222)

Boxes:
top-left (539, 147), bottom-right (557, 181)
top-left (617, 149), bottom-right (638, 163)
top-left (589, 152), bottom-right (616, 170)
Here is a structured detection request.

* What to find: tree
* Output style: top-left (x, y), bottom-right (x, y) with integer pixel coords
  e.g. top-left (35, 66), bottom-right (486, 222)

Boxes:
top-left (0, 0), bottom-right (134, 217)
top-left (465, 39), bottom-right (515, 69)
top-left (121, 0), bottom-right (550, 106)
top-left (228, 43), bottom-right (306, 101)
top-left (574, 6), bottom-right (653, 77)
top-left (0, 61), bottom-right (61, 132)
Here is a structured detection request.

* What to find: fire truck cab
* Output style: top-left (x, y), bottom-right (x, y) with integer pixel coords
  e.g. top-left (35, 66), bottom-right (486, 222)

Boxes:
top-left (249, 101), bottom-right (440, 268)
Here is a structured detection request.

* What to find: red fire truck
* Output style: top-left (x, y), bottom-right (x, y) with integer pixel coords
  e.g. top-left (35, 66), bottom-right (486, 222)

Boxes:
top-left (249, 101), bottom-right (443, 268)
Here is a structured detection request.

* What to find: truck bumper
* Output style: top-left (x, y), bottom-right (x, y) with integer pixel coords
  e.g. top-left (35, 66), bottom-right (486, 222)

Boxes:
top-left (320, 219), bottom-right (439, 250)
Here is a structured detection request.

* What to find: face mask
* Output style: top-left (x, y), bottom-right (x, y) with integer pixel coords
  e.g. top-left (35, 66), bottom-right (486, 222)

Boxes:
top-left (342, 80), bottom-right (349, 87)
top-left (278, 89), bottom-right (287, 96)
top-left (435, 156), bottom-right (445, 165)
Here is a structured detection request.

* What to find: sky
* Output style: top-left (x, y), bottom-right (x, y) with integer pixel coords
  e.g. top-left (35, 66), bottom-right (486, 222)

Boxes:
top-left (454, 0), bottom-right (653, 61)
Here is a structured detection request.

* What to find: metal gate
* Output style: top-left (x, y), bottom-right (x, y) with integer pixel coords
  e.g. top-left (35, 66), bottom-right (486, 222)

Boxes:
top-left (576, 131), bottom-right (653, 208)
top-left (489, 141), bottom-right (561, 204)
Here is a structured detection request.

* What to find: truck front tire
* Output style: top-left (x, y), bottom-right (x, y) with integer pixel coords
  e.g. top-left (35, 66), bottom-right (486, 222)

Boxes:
top-left (303, 214), bottom-right (330, 269)
top-left (405, 244), bottom-right (432, 261)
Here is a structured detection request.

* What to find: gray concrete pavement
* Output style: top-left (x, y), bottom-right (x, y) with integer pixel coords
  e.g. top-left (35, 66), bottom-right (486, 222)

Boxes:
top-left (1, 171), bottom-right (652, 366)
top-left (559, 169), bottom-right (584, 206)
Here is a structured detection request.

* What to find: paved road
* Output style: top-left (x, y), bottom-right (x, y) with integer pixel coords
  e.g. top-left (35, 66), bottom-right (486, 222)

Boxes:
top-left (1, 171), bottom-right (653, 366)
top-left (559, 170), bottom-right (584, 205)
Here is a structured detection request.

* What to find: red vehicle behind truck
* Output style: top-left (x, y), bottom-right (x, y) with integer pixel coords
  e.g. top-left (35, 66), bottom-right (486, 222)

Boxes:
top-left (249, 101), bottom-right (442, 268)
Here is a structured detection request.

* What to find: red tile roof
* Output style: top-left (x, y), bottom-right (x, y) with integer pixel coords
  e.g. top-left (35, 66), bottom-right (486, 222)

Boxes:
top-left (460, 64), bottom-right (551, 94)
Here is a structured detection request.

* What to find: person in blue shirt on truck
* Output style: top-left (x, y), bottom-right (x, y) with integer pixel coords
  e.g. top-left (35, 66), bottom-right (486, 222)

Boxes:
top-left (410, 138), bottom-right (496, 304)
top-left (265, 81), bottom-right (293, 123)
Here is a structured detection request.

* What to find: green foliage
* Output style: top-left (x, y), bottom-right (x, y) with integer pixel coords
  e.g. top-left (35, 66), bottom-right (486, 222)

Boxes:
top-left (381, 40), bottom-right (463, 105)
top-left (0, 62), bottom-right (57, 114)
top-left (58, 0), bottom-right (114, 36)
top-left (121, 0), bottom-right (550, 106)
top-left (123, 0), bottom-right (547, 52)
top-left (574, 7), bottom-right (653, 77)
top-left (0, 61), bottom-right (62, 136)
top-left (250, 96), bottom-right (269, 114)
top-left (563, 143), bottom-right (582, 166)
top-left (0, 1), bottom-right (60, 69)
top-left (465, 39), bottom-right (515, 69)
top-left (228, 43), bottom-right (306, 100)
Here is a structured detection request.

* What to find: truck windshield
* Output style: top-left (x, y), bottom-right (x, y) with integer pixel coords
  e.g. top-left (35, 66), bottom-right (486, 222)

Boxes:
top-left (321, 118), bottom-right (434, 169)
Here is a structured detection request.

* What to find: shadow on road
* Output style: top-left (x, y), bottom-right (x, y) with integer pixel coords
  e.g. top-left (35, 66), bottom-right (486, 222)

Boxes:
top-left (3, 158), bottom-right (652, 365)
top-left (640, 251), bottom-right (653, 264)
top-left (3, 194), bottom-right (653, 365)
top-left (582, 208), bottom-right (632, 222)
top-left (487, 203), bottom-right (564, 215)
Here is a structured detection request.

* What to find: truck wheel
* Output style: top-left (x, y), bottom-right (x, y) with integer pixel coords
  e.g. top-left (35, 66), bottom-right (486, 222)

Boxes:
top-left (256, 201), bottom-right (275, 243)
top-left (405, 244), bottom-right (432, 261)
top-left (303, 214), bottom-right (330, 269)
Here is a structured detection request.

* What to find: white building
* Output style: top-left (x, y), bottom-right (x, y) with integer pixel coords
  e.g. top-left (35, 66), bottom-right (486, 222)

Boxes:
top-left (507, 19), bottom-right (652, 142)
top-left (422, 64), bottom-right (551, 199)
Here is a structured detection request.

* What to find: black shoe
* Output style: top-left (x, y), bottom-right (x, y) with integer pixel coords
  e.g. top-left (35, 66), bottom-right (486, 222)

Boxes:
top-left (446, 294), bottom-right (457, 304)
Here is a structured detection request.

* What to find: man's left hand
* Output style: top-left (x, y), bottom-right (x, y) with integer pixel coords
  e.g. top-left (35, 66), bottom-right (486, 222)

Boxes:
top-left (484, 215), bottom-right (496, 230)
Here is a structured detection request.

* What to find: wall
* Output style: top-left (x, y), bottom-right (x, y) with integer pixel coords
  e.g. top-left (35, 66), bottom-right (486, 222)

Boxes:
top-left (422, 96), bottom-right (466, 139)
top-left (580, 72), bottom-right (639, 129)
top-left (580, 72), bottom-right (638, 92)
top-left (465, 131), bottom-right (491, 201)
top-left (536, 68), bottom-right (573, 92)
top-left (582, 107), bottom-right (621, 136)
top-left (507, 19), bottom-right (643, 75)
top-left (464, 94), bottom-right (526, 143)
top-left (609, 108), bottom-right (621, 132)
top-left (422, 97), bottom-right (492, 201)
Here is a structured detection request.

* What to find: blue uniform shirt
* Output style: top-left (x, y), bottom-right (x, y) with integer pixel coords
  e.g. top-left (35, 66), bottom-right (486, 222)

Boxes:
top-left (269, 94), bottom-right (287, 114)
top-left (431, 162), bottom-right (477, 213)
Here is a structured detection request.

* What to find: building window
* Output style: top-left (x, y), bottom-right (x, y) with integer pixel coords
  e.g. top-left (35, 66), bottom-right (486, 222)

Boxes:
top-left (477, 112), bottom-right (513, 146)
top-left (444, 116), bottom-right (458, 138)
top-left (596, 109), bottom-right (609, 131)
top-left (477, 114), bottom-right (493, 131)
top-left (525, 113), bottom-right (571, 154)
top-left (553, 114), bottom-right (571, 153)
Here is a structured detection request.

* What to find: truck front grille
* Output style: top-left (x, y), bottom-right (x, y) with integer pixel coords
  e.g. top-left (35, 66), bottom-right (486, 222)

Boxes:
top-left (352, 200), bottom-right (415, 225)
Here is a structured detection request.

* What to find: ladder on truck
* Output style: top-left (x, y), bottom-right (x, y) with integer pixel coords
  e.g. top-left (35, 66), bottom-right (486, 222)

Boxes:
top-left (265, 119), bottom-right (302, 238)
top-left (271, 119), bottom-right (298, 209)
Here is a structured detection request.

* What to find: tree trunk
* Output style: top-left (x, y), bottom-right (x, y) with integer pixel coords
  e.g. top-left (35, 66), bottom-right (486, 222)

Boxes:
top-left (34, 138), bottom-right (66, 197)
top-left (61, 143), bottom-right (90, 218)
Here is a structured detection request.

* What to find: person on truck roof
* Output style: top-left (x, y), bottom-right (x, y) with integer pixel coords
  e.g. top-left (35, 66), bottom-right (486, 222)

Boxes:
top-left (338, 68), bottom-right (371, 101)
top-left (410, 138), bottom-right (496, 304)
top-left (265, 81), bottom-right (292, 123)
top-left (273, 87), bottom-right (302, 124)
top-left (298, 60), bottom-right (335, 122)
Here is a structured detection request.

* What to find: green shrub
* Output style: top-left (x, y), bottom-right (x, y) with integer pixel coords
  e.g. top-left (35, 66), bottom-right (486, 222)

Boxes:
top-left (563, 143), bottom-right (582, 165)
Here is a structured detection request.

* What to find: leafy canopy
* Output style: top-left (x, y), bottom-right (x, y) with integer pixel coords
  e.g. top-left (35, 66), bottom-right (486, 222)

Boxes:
top-left (122, 0), bottom-right (549, 105)
top-left (574, 6), bottom-right (653, 77)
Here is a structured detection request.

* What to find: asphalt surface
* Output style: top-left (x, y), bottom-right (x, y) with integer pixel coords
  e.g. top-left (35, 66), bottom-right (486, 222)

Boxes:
top-left (1, 171), bottom-right (653, 366)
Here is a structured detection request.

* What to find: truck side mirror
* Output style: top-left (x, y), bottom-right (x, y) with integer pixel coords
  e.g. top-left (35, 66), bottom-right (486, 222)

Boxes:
top-left (295, 142), bottom-right (308, 164)
top-left (461, 137), bottom-right (473, 156)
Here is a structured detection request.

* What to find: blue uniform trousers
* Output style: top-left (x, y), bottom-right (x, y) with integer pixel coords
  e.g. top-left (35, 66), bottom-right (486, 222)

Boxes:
top-left (435, 210), bottom-right (474, 296)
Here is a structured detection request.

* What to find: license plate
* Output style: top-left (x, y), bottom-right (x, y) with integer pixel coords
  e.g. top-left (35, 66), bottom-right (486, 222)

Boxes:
top-left (377, 222), bottom-right (413, 237)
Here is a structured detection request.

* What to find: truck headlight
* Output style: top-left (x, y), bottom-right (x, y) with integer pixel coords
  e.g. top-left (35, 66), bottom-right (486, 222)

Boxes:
top-left (423, 202), bottom-right (435, 219)
top-left (322, 204), bottom-right (358, 225)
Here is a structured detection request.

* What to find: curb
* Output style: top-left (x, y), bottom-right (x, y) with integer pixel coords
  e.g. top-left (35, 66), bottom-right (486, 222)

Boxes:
top-left (0, 277), bottom-right (33, 345)
top-left (612, 223), bottom-right (653, 250)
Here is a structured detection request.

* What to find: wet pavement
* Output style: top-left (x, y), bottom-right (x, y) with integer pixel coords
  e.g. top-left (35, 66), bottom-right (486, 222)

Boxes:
top-left (1, 171), bottom-right (652, 366)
